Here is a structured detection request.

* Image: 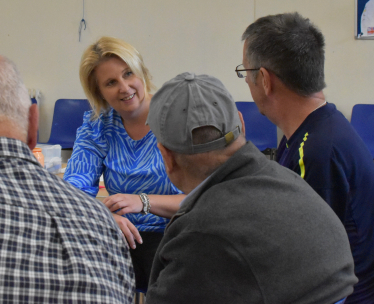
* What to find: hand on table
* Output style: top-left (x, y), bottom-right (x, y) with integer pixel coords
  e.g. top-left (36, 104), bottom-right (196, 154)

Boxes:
top-left (112, 213), bottom-right (142, 249)
top-left (103, 193), bottom-right (143, 215)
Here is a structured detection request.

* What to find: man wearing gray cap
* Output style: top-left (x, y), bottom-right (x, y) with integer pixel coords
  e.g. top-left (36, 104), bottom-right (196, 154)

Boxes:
top-left (146, 72), bottom-right (357, 304)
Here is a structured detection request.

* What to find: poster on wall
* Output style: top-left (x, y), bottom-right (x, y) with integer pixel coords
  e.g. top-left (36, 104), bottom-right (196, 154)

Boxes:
top-left (356, 0), bottom-right (374, 39)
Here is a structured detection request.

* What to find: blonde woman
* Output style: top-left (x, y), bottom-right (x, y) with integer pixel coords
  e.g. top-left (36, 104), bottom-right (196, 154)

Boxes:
top-left (64, 37), bottom-right (185, 290)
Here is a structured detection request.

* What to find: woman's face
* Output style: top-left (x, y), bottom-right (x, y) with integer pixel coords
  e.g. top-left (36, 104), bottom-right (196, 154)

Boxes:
top-left (95, 56), bottom-right (147, 116)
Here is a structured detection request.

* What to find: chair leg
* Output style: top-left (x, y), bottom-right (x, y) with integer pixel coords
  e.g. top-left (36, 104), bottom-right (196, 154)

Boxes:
top-left (261, 148), bottom-right (277, 160)
top-left (135, 291), bottom-right (145, 304)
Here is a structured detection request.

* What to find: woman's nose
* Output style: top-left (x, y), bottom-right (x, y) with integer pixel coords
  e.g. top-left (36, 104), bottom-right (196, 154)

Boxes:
top-left (119, 79), bottom-right (130, 92)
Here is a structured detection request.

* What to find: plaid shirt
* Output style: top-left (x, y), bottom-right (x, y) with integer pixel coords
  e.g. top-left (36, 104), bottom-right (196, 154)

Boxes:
top-left (0, 137), bottom-right (135, 303)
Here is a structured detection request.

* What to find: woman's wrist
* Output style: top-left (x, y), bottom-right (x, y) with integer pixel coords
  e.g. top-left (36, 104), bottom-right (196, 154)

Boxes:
top-left (139, 193), bottom-right (151, 214)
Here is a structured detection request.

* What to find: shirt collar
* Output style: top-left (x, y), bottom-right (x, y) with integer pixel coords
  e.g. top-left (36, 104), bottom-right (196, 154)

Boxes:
top-left (0, 137), bottom-right (40, 165)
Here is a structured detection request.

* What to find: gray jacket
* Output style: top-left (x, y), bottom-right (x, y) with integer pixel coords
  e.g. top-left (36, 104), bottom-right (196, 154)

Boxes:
top-left (147, 142), bottom-right (357, 304)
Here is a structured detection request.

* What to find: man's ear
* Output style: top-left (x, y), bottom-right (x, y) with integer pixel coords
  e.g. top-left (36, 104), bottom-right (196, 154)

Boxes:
top-left (157, 143), bottom-right (176, 175)
top-left (260, 67), bottom-right (272, 96)
top-left (237, 111), bottom-right (246, 138)
top-left (27, 104), bottom-right (39, 150)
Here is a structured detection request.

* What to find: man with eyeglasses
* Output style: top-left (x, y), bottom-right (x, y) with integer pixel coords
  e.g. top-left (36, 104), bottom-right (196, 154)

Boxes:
top-left (238, 12), bottom-right (374, 304)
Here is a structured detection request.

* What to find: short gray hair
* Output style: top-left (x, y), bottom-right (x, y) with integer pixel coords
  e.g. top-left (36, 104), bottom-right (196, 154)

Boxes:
top-left (174, 129), bottom-right (246, 180)
top-left (242, 12), bottom-right (326, 96)
top-left (0, 56), bottom-right (30, 135)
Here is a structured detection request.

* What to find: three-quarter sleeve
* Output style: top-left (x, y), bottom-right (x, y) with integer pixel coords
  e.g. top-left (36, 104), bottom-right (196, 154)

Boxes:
top-left (63, 111), bottom-right (108, 197)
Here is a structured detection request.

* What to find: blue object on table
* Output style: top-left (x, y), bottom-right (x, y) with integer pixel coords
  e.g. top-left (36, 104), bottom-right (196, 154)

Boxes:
top-left (351, 103), bottom-right (374, 158)
top-left (38, 99), bottom-right (91, 149)
top-left (235, 101), bottom-right (277, 152)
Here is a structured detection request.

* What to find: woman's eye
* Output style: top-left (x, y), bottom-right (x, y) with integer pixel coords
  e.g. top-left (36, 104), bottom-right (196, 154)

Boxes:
top-left (124, 71), bottom-right (133, 77)
top-left (107, 80), bottom-right (116, 86)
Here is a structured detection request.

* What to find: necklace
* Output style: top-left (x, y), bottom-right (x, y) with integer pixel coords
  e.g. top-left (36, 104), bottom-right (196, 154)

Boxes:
top-left (312, 100), bottom-right (326, 112)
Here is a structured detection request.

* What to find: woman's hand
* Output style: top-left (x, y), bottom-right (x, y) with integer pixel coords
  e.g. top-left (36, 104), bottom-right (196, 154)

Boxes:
top-left (103, 194), bottom-right (143, 215)
top-left (112, 213), bottom-right (143, 249)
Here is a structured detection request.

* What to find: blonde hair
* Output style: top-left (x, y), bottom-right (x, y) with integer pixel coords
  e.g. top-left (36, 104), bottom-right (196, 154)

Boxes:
top-left (79, 36), bottom-right (156, 118)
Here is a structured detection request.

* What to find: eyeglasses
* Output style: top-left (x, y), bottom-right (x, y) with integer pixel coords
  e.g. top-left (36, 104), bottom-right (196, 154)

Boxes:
top-left (235, 64), bottom-right (260, 78)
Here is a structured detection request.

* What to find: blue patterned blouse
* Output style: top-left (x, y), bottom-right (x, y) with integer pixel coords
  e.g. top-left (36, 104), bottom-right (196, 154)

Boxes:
top-left (63, 108), bottom-right (182, 232)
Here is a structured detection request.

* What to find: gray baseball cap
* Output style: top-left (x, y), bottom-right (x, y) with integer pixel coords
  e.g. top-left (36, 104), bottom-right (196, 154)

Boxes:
top-left (147, 72), bottom-right (242, 154)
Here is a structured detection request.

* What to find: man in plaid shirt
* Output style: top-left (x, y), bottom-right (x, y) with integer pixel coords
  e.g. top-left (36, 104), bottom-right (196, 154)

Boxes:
top-left (0, 55), bottom-right (135, 303)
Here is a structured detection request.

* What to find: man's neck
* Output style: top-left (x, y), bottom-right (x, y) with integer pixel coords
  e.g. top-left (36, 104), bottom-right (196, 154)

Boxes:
top-left (0, 119), bottom-right (26, 143)
top-left (273, 91), bottom-right (326, 140)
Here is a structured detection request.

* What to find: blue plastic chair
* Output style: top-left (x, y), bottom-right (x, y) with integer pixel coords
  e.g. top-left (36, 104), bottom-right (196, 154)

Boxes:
top-left (351, 104), bottom-right (374, 158)
top-left (235, 101), bottom-right (277, 152)
top-left (39, 99), bottom-right (91, 149)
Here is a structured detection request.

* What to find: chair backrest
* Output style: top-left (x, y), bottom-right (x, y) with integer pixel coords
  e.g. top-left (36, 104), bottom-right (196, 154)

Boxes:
top-left (351, 103), bottom-right (374, 158)
top-left (235, 101), bottom-right (277, 152)
top-left (45, 99), bottom-right (91, 149)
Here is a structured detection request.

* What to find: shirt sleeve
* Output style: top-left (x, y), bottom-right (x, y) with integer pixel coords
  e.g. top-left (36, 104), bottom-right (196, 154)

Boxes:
top-left (63, 111), bottom-right (108, 197)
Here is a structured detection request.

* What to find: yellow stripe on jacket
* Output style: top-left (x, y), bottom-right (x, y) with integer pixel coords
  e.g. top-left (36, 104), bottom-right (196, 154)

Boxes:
top-left (298, 133), bottom-right (309, 179)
